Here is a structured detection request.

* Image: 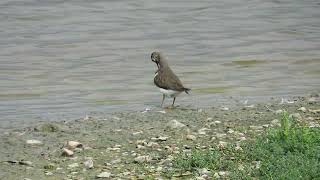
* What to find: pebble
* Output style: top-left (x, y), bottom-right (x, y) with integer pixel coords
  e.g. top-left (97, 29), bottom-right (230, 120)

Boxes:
top-left (216, 133), bottom-right (227, 139)
top-left (186, 134), bottom-right (196, 141)
top-left (249, 126), bottom-right (263, 130)
top-left (214, 120), bottom-right (221, 124)
top-left (271, 119), bottom-right (280, 126)
top-left (218, 141), bottom-right (228, 148)
top-left (275, 109), bottom-right (284, 114)
top-left (166, 119), bottom-right (186, 129)
top-left (154, 136), bottom-right (169, 141)
top-left (84, 158), bottom-right (93, 169)
top-left (218, 171), bottom-right (229, 176)
top-left (45, 171), bottom-right (53, 176)
top-left (67, 141), bottom-right (83, 150)
top-left (134, 155), bottom-right (151, 163)
top-left (198, 128), bottom-right (210, 135)
top-left (68, 163), bottom-right (79, 169)
top-left (213, 172), bottom-right (220, 178)
top-left (298, 107), bottom-right (307, 112)
top-left (62, 148), bottom-right (74, 156)
top-left (132, 131), bottom-right (143, 136)
top-left (227, 129), bottom-right (234, 134)
top-left (97, 172), bottom-right (112, 178)
top-left (26, 140), bottom-right (43, 145)
top-left (198, 168), bottom-right (210, 176)
top-left (290, 113), bottom-right (302, 121)
top-left (220, 107), bottom-right (229, 111)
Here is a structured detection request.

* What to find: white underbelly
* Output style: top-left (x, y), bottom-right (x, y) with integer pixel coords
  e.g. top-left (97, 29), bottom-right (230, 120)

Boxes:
top-left (160, 88), bottom-right (182, 98)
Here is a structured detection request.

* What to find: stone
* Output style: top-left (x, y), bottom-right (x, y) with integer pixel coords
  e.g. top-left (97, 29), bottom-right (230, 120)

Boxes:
top-left (186, 134), bottom-right (196, 141)
top-left (45, 171), bottom-right (53, 176)
top-left (275, 109), bottom-right (284, 114)
top-left (19, 161), bottom-right (33, 166)
top-left (97, 172), bottom-right (112, 178)
top-left (68, 163), bottom-right (79, 168)
top-left (134, 155), bottom-right (151, 163)
top-left (84, 158), bottom-right (93, 169)
top-left (271, 119), bottom-right (280, 126)
top-left (220, 107), bottom-right (229, 111)
top-left (62, 148), bottom-right (74, 156)
top-left (198, 128), bottom-right (210, 135)
top-left (166, 120), bottom-right (186, 129)
top-left (26, 140), bottom-right (43, 145)
top-left (290, 113), bottom-right (302, 121)
top-left (213, 172), bottom-right (220, 178)
top-left (298, 107), bottom-right (307, 112)
top-left (218, 171), bottom-right (228, 176)
top-left (67, 141), bottom-right (83, 150)
top-left (155, 136), bottom-right (169, 141)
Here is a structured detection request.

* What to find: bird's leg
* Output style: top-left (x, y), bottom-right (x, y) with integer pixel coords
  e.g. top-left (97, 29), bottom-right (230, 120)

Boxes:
top-left (172, 97), bottom-right (176, 107)
top-left (161, 94), bottom-right (165, 108)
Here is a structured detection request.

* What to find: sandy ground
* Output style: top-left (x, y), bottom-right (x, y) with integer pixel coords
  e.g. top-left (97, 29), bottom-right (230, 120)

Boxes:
top-left (0, 95), bottom-right (319, 179)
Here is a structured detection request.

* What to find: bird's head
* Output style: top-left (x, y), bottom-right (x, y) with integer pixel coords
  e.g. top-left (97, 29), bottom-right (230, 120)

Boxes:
top-left (151, 51), bottom-right (161, 67)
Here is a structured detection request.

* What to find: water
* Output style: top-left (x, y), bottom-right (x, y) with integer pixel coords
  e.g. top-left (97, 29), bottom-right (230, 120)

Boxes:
top-left (1, 0), bottom-right (320, 129)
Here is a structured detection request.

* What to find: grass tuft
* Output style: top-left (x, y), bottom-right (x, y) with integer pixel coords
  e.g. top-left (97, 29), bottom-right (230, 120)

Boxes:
top-left (168, 111), bottom-right (320, 179)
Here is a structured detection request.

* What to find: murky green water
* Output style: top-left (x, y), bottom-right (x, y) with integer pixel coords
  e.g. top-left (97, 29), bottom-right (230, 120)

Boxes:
top-left (0, 0), bottom-right (319, 129)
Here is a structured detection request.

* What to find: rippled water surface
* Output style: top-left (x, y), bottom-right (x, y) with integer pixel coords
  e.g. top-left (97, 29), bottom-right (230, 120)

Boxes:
top-left (1, 0), bottom-right (320, 129)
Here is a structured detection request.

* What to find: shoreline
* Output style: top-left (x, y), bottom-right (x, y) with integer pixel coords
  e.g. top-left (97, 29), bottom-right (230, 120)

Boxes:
top-left (0, 94), bottom-right (319, 179)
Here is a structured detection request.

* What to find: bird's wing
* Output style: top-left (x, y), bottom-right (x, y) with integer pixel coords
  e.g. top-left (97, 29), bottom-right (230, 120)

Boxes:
top-left (154, 69), bottom-right (185, 91)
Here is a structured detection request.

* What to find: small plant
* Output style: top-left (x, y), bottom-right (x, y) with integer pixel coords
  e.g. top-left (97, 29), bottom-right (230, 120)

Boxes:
top-left (169, 111), bottom-right (320, 179)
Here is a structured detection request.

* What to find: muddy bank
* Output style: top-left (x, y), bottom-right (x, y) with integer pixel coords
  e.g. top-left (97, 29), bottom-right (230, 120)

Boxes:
top-left (0, 95), bottom-right (319, 179)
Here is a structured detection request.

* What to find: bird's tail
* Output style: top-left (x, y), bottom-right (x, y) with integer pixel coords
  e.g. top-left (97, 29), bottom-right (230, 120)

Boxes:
top-left (184, 88), bottom-right (191, 94)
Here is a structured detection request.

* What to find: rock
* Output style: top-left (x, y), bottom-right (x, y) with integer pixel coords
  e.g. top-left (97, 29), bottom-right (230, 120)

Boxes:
top-left (97, 172), bottom-right (112, 178)
top-left (195, 177), bottom-right (206, 180)
top-left (84, 157), bottom-right (93, 169)
top-left (132, 131), bottom-right (143, 136)
top-left (111, 159), bottom-right (121, 164)
top-left (249, 126), bottom-right (263, 130)
top-left (218, 171), bottom-right (229, 176)
top-left (198, 128), bottom-right (210, 135)
top-left (213, 172), bottom-right (220, 178)
top-left (214, 120), bottom-right (221, 124)
top-left (146, 142), bottom-right (160, 148)
top-left (309, 109), bottom-right (320, 113)
top-left (271, 119), bottom-right (280, 126)
top-left (198, 168), bottom-right (210, 176)
top-left (298, 107), bottom-right (307, 112)
top-left (220, 107), bottom-right (229, 111)
top-left (68, 163), bottom-right (79, 168)
top-left (308, 97), bottom-right (320, 104)
top-left (290, 113), bottom-right (302, 121)
top-left (67, 141), bottom-right (83, 149)
top-left (26, 140), bottom-right (43, 145)
top-left (134, 155), bottom-right (151, 163)
top-left (156, 166), bottom-right (163, 172)
top-left (153, 136), bottom-right (169, 142)
top-left (62, 148), bottom-right (74, 156)
top-left (166, 120), bottom-right (186, 129)
top-left (186, 134), bottom-right (196, 141)
top-left (227, 129), bottom-right (235, 134)
top-left (45, 171), bottom-right (53, 176)
top-left (218, 141), bottom-right (228, 148)
top-left (19, 161), bottom-right (33, 166)
top-left (275, 109), bottom-right (284, 114)
top-left (216, 133), bottom-right (226, 139)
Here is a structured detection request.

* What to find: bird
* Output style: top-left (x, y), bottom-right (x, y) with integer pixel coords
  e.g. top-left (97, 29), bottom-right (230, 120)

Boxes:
top-left (151, 51), bottom-right (190, 107)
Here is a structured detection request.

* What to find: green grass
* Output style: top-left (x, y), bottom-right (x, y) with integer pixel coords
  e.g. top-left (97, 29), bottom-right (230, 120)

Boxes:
top-left (168, 111), bottom-right (320, 179)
